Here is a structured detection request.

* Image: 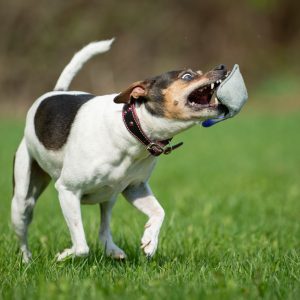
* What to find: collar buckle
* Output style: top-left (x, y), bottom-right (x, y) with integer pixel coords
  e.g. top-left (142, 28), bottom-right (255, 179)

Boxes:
top-left (147, 142), bottom-right (165, 156)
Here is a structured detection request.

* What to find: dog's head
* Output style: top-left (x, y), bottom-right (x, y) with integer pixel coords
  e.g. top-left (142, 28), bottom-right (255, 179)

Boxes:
top-left (114, 64), bottom-right (229, 121)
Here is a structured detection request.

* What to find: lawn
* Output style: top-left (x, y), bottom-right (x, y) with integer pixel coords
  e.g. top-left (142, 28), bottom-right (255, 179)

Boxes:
top-left (0, 109), bottom-right (300, 299)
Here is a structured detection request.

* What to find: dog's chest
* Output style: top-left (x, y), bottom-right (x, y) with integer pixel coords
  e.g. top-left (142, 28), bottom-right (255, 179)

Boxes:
top-left (80, 155), bottom-right (156, 204)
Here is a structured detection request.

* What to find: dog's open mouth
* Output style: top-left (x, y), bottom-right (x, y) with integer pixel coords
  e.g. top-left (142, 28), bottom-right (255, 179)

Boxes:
top-left (187, 76), bottom-right (229, 115)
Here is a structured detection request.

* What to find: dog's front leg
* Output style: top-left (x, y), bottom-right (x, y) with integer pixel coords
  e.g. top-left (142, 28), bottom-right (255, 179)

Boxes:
top-left (99, 199), bottom-right (126, 259)
top-left (123, 183), bottom-right (165, 257)
top-left (55, 180), bottom-right (89, 261)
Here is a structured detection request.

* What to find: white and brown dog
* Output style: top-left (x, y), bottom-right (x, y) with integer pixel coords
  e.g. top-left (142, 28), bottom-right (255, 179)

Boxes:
top-left (11, 39), bottom-right (229, 262)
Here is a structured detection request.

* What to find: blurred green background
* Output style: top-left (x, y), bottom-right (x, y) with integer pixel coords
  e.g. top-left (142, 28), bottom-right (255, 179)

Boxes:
top-left (0, 0), bottom-right (299, 116)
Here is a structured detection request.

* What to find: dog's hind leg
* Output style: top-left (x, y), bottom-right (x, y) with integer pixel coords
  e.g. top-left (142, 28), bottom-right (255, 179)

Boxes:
top-left (99, 199), bottom-right (126, 259)
top-left (11, 138), bottom-right (51, 263)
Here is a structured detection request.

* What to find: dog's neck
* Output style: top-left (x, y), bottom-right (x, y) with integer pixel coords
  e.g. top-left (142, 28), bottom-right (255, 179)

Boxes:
top-left (134, 103), bottom-right (196, 141)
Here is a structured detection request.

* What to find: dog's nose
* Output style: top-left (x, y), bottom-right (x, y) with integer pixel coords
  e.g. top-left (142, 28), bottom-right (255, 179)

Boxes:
top-left (214, 64), bottom-right (227, 72)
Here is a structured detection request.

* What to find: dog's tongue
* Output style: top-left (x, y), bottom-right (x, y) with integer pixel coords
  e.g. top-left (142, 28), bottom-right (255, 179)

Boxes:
top-left (202, 64), bottom-right (248, 127)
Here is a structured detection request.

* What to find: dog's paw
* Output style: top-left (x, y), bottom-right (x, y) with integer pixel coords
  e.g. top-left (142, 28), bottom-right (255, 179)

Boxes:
top-left (56, 246), bottom-right (89, 261)
top-left (56, 248), bottom-right (74, 261)
top-left (21, 250), bottom-right (32, 264)
top-left (100, 238), bottom-right (127, 260)
top-left (141, 236), bottom-right (158, 258)
top-left (140, 220), bottom-right (160, 257)
top-left (106, 246), bottom-right (127, 260)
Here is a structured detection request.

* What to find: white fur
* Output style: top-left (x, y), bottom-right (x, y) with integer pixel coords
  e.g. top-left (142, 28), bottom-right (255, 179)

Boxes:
top-left (11, 39), bottom-right (201, 262)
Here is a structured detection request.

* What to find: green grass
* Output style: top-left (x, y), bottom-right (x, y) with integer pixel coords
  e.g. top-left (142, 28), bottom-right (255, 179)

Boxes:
top-left (1, 112), bottom-right (300, 300)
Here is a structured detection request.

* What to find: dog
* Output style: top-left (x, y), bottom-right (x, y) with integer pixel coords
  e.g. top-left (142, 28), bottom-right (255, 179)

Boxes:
top-left (11, 39), bottom-right (229, 262)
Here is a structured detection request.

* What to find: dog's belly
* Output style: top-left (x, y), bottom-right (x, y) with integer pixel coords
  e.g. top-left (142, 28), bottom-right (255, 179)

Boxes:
top-left (81, 186), bottom-right (116, 204)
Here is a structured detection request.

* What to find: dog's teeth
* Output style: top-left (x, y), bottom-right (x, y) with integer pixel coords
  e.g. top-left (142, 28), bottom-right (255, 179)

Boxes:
top-left (211, 83), bottom-right (214, 89)
top-left (215, 97), bottom-right (219, 105)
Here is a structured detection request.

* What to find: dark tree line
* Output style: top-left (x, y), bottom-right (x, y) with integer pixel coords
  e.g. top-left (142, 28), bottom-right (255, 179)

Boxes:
top-left (0, 0), bottom-right (299, 111)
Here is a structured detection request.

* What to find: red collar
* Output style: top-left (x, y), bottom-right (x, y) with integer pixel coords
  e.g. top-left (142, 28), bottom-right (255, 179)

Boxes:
top-left (122, 103), bottom-right (183, 156)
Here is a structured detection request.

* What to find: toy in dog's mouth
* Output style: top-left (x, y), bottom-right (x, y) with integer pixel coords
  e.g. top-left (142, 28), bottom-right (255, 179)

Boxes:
top-left (200, 64), bottom-right (248, 127)
top-left (187, 74), bottom-right (229, 116)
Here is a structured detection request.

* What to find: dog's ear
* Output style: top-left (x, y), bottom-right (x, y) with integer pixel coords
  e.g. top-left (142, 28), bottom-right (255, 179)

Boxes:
top-left (114, 81), bottom-right (148, 104)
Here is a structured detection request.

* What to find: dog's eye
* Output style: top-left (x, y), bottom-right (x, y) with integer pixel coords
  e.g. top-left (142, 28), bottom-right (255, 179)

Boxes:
top-left (181, 73), bottom-right (194, 81)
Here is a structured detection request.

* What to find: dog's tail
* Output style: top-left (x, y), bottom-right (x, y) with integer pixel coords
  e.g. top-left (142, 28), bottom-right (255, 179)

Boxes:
top-left (54, 38), bottom-right (115, 91)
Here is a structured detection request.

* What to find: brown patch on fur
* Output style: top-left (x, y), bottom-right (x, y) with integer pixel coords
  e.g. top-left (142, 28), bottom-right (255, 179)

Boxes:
top-left (162, 78), bottom-right (208, 120)
top-left (114, 81), bottom-right (148, 104)
top-left (35, 94), bottom-right (95, 150)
